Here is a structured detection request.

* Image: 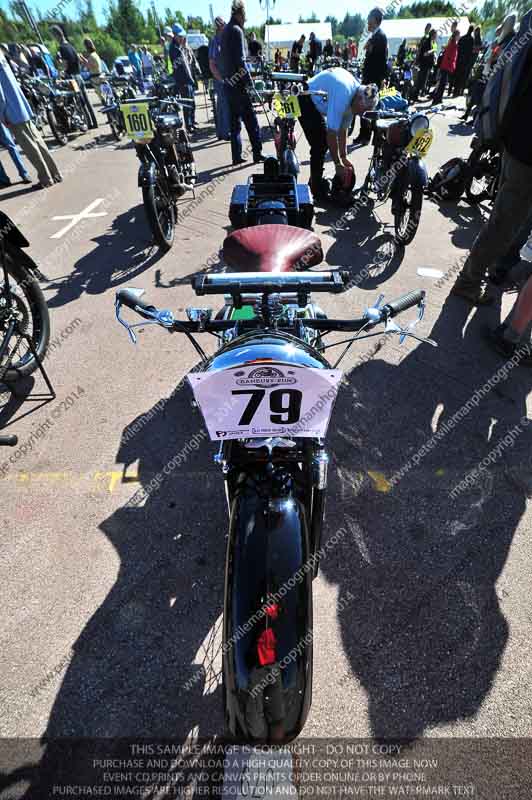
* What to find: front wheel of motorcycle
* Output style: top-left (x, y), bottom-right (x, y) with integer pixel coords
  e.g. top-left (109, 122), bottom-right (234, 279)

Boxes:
top-left (0, 244), bottom-right (50, 383)
top-left (46, 108), bottom-right (68, 146)
top-left (142, 182), bottom-right (176, 251)
top-left (394, 185), bottom-right (423, 246)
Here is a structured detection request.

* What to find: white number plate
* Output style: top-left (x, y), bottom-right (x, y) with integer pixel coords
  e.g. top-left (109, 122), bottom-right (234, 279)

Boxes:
top-left (188, 364), bottom-right (342, 440)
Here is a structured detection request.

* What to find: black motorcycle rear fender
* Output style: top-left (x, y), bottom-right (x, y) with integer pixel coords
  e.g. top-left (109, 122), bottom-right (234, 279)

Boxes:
top-left (0, 212), bottom-right (29, 248)
top-left (223, 476), bottom-right (313, 743)
top-left (138, 159), bottom-right (157, 188)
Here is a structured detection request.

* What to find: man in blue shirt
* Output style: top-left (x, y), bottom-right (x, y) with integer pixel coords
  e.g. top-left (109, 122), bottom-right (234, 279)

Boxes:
top-left (220, 0), bottom-right (263, 165)
top-left (209, 16), bottom-right (230, 140)
top-left (298, 67), bottom-right (378, 201)
top-left (0, 51), bottom-right (62, 188)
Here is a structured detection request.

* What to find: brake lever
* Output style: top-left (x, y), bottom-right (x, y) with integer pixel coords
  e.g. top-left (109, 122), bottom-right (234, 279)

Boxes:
top-left (115, 298), bottom-right (174, 345)
top-left (384, 299), bottom-right (437, 347)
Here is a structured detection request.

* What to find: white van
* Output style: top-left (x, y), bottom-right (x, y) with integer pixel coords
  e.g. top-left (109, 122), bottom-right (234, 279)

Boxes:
top-left (187, 31), bottom-right (209, 50)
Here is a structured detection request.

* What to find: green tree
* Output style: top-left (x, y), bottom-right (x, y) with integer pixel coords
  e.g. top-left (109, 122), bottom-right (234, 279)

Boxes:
top-left (298, 13), bottom-right (320, 23)
top-left (107, 0), bottom-right (146, 46)
top-left (325, 15), bottom-right (338, 36)
top-left (338, 12), bottom-right (365, 40)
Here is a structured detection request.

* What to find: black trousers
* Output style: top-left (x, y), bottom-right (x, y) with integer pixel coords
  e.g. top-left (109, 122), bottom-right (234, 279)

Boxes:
top-left (298, 94), bottom-right (328, 188)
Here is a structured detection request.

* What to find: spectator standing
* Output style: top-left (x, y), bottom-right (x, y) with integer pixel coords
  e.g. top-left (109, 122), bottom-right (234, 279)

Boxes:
top-left (81, 38), bottom-right (105, 103)
top-left (290, 35), bottom-right (305, 71)
top-left (128, 44), bottom-right (143, 87)
top-left (248, 32), bottom-right (262, 61)
top-left (432, 30), bottom-right (459, 104)
top-left (451, 32), bottom-right (532, 305)
top-left (274, 48), bottom-right (282, 67)
top-left (323, 39), bottom-right (333, 59)
top-left (397, 39), bottom-right (407, 67)
top-left (220, 0), bottom-right (263, 166)
top-left (169, 24), bottom-right (196, 133)
top-left (453, 24), bottom-right (475, 96)
top-left (51, 25), bottom-right (98, 129)
top-left (141, 47), bottom-right (154, 81)
top-left (413, 28), bottom-right (437, 100)
top-left (355, 7), bottom-right (388, 145)
top-left (209, 16), bottom-right (230, 140)
top-left (0, 51), bottom-right (62, 188)
top-left (308, 32), bottom-right (322, 72)
top-left (349, 39), bottom-right (358, 60)
top-left (485, 267), bottom-right (532, 365)
top-left (0, 121), bottom-right (31, 186)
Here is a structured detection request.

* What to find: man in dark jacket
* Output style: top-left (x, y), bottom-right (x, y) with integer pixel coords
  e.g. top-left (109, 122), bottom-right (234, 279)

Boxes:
top-left (451, 38), bottom-right (532, 305)
top-left (355, 7), bottom-right (388, 145)
top-left (169, 24), bottom-right (196, 132)
top-left (220, 0), bottom-right (263, 165)
top-left (453, 24), bottom-right (475, 96)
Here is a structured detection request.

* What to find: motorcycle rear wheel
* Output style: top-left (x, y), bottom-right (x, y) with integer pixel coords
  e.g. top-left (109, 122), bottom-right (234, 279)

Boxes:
top-left (0, 244), bottom-right (50, 382)
top-left (394, 185), bottom-right (423, 246)
top-left (142, 181), bottom-right (176, 251)
top-left (46, 108), bottom-right (68, 146)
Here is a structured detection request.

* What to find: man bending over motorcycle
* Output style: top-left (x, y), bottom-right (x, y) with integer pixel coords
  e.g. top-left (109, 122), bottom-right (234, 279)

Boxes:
top-left (298, 67), bottom-right (378, 202)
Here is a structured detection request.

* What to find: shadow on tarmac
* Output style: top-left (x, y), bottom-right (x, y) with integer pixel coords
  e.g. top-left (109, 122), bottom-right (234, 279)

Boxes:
top-left (45, 204), bottom-right (166, 308)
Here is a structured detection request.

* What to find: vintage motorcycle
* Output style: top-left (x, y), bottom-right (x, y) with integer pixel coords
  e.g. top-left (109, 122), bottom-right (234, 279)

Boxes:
top-left (120, 93), bottom-right (196, 251)
top-left (0, 212), bottom-right (51, 447)
top-left (46, 78), bottom-right (90, 144)
top-left (114, 167), bottom-right (434, 743)
top-left (360, 108), bottom-right (434, 245)
top-left (99, 75), bottom-right (136, 141)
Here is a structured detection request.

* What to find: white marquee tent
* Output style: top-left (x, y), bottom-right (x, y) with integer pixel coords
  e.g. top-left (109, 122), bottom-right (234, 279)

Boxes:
top-left (376, 16), bottom-right (472, 56)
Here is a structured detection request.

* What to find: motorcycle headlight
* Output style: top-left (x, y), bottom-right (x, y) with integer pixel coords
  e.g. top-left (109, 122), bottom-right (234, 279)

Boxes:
top-left (410, 114), bottom-right (429, 137)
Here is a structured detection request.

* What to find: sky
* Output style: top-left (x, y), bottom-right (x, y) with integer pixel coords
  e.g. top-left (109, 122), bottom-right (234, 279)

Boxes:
top-left (3, 0), bottom-right (380, 29)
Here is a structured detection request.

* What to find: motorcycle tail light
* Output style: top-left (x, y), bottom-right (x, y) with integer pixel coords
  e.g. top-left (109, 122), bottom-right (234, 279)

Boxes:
top-left (386, 121), bottom-right (406, 147)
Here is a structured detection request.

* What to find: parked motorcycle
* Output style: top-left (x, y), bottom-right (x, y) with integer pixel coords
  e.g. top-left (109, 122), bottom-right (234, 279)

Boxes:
top-left (0, 212), bottom-right (50, 387)
top-left (46, 78), bottom-right (90, 144)
top-left (20, 75), bottom-right (49, 133)
top-left (121, 94), bottom-right (196, 250)
top-left (100, 76), bottom-right (136, 141)
top-left (360, 108), bottom-right (434, 245)
top-left (464, 137), bottom-right (501, 205)
top-left (114, 164), bottom-right (434, 743)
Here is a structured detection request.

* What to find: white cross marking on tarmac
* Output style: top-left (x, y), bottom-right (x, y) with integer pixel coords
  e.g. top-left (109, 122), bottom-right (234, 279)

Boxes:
top-left (50, 198), bottom-right (108, 239)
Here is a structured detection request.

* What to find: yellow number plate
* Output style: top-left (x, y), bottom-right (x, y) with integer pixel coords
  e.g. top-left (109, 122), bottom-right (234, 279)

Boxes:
top-left (406, 128), bottom-right (434, 157)
top-left (273, 94), bottom-right (301, 119)
top-left (120, 102), bottom-right (154, 142)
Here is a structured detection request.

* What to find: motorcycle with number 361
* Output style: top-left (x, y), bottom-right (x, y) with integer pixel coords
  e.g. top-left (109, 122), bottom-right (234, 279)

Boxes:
top-left (114, 166), bottom-right (436, 742)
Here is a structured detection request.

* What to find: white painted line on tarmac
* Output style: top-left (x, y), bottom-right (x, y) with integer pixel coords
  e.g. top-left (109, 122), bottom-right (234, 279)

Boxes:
top-left (50, 198), bottom-right (108, 239)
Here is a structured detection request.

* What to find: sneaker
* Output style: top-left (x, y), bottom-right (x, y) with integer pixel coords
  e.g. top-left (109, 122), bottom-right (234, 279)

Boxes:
top-left (450, 282), bottom-right (494, 305)
top-left (20, 175), bottom-right (32, 185)
top-left (483, 326), bottom-right (532, 366)
top-left (232, 157), bottom-right (247, 166)
top-left (253, 154), bottom-right (265, 163)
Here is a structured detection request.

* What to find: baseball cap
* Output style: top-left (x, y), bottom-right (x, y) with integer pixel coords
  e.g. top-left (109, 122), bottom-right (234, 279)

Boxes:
top-left (172, 23), bottom-right (186, 36)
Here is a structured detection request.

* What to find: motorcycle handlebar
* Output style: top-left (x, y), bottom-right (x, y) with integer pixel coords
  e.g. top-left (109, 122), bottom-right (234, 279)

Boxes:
top-left (116, 289), bottom-right (425, 333)
top-left (0, 434), bottom-right (18, 447)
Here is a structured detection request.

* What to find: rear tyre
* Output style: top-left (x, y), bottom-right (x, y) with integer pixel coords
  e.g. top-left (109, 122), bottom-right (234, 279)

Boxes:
top-left (394, 184), bottom-right (423, 246)
top-left (142, 181), bottom-right (176, 251)
top-left (46, 108), bottom-right (68, 146)
top-left (0, 245), bottom-right (50, 382)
